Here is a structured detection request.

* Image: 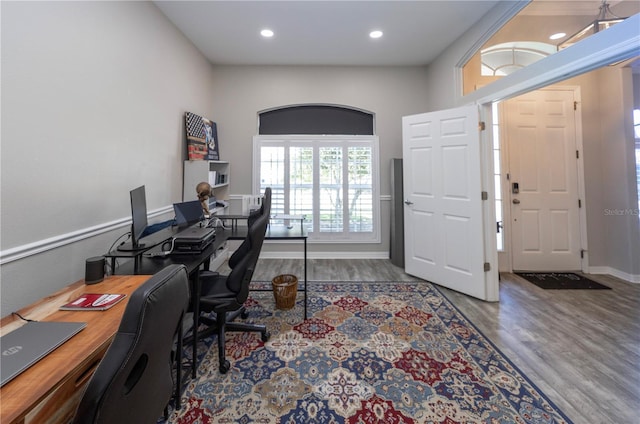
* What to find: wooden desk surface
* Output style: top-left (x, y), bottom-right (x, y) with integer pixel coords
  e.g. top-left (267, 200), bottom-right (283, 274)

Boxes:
top-left (0, 274), bottom-right (151, 424)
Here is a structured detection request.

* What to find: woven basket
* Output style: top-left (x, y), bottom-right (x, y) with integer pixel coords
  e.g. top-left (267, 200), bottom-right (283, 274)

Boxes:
top-left (271, 274), bottom-right (298, 310)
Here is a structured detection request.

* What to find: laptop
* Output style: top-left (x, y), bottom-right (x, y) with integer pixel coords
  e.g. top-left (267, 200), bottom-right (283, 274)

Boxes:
top-left (172, 225), bottom-right (215, 253)
top-left (1, 321), bottom-right (86, 387)
top-left (173, 200), bottom-right (205, 227)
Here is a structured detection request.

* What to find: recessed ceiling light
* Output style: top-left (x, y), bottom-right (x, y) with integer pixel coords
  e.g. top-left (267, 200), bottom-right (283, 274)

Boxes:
top-left (369, 30), bottom-right (383, 39)
top-left (261, 29), bottom-right (274, 38)
top-left (549, 32), bottom-right (566, 40)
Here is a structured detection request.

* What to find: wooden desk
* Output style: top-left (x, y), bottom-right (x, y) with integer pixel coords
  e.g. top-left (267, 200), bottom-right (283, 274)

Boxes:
top-left (0, 275), bottom-right (151, 424)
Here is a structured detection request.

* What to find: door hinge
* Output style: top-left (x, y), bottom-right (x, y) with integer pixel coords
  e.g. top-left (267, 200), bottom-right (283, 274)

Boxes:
top-left (481, 191), bottom-right (488, 200)
top-left (580, 249), bottom-right (585, 259)
top-left (484, 262), bottom-right (491, 272)
top-left (506, 173), bottom-right (510, 181)
top-left (574, 101), bottom-right (578, 110)
top-left (576, 150), bottom-right (579, 159)
top-left (479, 121), bottom-right (486, 131)
top-left (578, 199), bottom-right (582, 208)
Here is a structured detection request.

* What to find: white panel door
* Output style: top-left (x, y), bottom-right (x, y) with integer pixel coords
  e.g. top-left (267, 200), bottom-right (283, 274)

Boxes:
top-left (506, 89), bottom-right (582, 271)
top-left (402, 105), bottom-right (491, 300)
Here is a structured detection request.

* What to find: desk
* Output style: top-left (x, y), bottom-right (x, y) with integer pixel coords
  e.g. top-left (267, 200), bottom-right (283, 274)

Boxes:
top-left (106, 222), bottom-right (308, 379)
top-left (110, 243), bottom-right (218, 379)
top-left (210, 224), bottom-right (308, 319)
top-left (0, 275), bottom-right (151, 424)
top-left (108, 221), bottom-right (309, 319)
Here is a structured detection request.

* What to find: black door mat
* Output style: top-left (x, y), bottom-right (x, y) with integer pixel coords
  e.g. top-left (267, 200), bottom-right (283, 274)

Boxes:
top-left (515, 272), bottom-right (611, 290)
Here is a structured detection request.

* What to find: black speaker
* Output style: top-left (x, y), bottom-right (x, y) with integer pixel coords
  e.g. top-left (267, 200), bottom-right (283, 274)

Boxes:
top-left (85, 256), bottom-right (105, 285)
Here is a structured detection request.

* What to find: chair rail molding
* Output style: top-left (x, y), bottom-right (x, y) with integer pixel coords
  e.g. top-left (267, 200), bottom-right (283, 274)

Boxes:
top-left (0, 206), bottom-right (173, 265)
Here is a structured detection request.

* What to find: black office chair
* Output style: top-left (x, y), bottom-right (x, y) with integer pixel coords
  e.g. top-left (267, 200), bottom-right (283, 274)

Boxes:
top-left (197, 188), bottom-right (272, 373)
top-left (72, 264), bottom-right (190, 424)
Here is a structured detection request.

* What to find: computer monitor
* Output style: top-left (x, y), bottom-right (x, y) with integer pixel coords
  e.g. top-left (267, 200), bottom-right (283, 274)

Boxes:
top-left (118, 185), bottom-right (148, 251)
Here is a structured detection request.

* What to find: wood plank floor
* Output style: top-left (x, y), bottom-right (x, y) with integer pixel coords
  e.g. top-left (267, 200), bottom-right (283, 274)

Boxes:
top-left (246, 259), bottom-right (640, 424)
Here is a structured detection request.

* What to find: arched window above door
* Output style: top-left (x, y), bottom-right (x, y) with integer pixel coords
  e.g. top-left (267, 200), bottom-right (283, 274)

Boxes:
top-left (481, 41), bottom-right (556, 76)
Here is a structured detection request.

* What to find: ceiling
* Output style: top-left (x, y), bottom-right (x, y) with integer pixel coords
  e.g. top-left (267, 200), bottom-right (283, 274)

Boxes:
top-left (154, 0), bottom-right (503, 66)
top-left (155, 1), bottom-right (639, 67)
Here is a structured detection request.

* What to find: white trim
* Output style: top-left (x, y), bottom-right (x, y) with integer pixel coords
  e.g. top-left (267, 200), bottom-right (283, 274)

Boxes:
top-left (589, 266), bottom-right (640, 284)
top-left (480, 103), bottom-right (500, 301)
top-left (571, 86), bottom-right (589, 273)
top-left (496, 102), bottom-right (513, 272)
top-left (454, 0), bottom-right (530, 99)
top-left (0, 206), bottom-right (173, 265)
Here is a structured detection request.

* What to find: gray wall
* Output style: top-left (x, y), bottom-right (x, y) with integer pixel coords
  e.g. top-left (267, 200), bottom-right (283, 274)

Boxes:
top-left (1, 1), bottom-right (216, 313)
top-left (597, 66), bottom-right (640, 277)
top-left (546, 67), bottom-right (639, 277)
top-left (209, 65), bottom-right (430, 255)
top-left (634, 73), bottom-right (640, 109)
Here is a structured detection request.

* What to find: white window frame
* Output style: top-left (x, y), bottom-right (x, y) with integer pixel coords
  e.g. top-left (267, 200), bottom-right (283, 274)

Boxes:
top-left (253, 135), bottom-right (381, 243)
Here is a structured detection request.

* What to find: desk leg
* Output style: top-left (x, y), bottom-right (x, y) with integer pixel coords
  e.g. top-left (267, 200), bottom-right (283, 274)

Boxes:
top-left (175, 322), bottom-right (183, 409)
top-left (304, 238), bottom-right (308, 320)
top-left (191, 272), bottom-right (200, 379)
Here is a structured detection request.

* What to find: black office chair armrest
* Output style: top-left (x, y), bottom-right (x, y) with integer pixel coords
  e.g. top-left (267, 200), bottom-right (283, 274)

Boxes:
top-left (200, 296), bottom-right (235, 310)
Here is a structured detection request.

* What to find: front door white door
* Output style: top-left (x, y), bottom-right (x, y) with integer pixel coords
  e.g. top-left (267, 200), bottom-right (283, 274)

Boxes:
top-left (402, 105), bottom-right (496, 300)
top-left (505, 88), bottom-right (582, 271)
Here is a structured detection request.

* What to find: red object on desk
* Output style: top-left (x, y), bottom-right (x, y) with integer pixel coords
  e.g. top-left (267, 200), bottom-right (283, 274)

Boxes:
top-left (59, 293), bottom-right (126, 311)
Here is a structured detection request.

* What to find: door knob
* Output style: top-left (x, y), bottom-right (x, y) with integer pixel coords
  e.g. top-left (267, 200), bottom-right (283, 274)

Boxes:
top-left (512, 199), bottom-right (520, 204)
top-left (404, 200), bottom-right (413, 205)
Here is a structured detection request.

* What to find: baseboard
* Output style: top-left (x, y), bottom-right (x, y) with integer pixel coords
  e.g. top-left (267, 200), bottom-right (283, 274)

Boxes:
top-left (259, 251), bottom-right (390, 260)
top-left (588, 266), bottom-right (640, 284)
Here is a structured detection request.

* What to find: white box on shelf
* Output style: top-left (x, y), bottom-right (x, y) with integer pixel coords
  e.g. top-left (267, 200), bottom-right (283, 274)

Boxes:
top-left (242, 195), bottom-right (262, 215)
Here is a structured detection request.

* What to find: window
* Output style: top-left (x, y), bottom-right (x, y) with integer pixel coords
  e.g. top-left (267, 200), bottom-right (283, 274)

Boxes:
top-left (254, 135), bottom-right (380, 242)
top-left (481, 42), bottom-right (556, 76)
top-left (492, 102), bottom-right (504, 251)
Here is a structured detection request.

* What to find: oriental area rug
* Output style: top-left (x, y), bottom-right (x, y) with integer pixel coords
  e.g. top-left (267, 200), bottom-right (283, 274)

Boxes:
top-left (163, 282), bottom-right (572, 423)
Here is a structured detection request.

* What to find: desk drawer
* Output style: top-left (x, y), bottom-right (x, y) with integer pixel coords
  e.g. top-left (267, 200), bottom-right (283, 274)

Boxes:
top-left (23, 344), bottom-right (108, 424)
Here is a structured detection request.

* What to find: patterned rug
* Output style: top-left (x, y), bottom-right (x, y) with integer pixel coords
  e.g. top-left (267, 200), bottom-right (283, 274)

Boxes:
top-left (163, 281), bottom-right (572, 423)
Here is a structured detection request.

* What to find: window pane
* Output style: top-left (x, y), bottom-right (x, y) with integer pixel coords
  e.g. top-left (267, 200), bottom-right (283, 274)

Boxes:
top-left (290, 147), bottom-right (313, 227)
top-left (260, 146), bottom-right (285, 215)
top-left (494, 175), bottom-right (502, 201)
top-left (319, 147), bottom-right (343, 232)
top-left (348, 147), bottom-right (373, 232)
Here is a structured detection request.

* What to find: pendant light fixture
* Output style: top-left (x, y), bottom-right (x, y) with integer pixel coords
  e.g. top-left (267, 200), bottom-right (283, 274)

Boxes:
top-left (558, 0), bottom-right (627, 50)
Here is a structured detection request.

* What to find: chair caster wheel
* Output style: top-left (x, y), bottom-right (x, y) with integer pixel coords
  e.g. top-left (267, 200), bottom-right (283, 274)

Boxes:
top-left (261, 331), bottom-right (270, 342)
top-left (219, 360), bottom-right (230, 374)
top-left (241, 310), bottom-right (249, 319)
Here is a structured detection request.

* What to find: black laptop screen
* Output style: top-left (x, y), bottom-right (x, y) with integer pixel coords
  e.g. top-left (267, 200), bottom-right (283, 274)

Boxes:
top-left (173, 200), bottom-right (204, 226)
